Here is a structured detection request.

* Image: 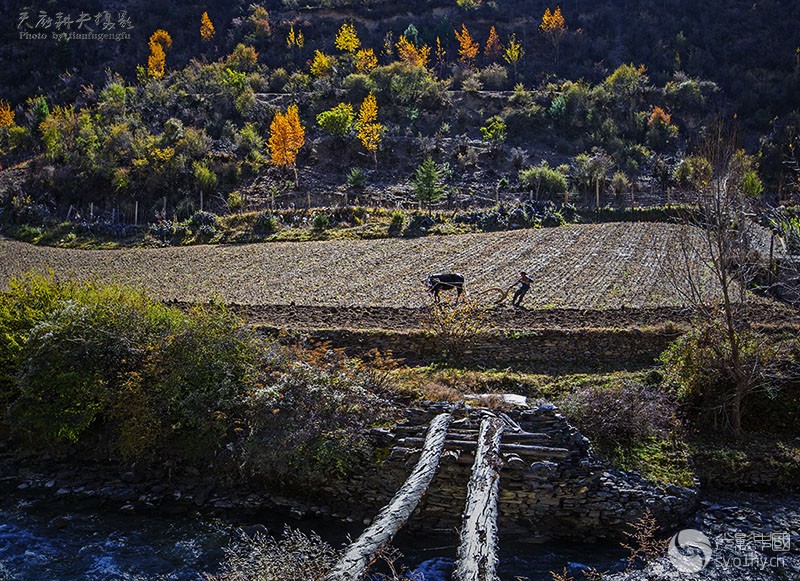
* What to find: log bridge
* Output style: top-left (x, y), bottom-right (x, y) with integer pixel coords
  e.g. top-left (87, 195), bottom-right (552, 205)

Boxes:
top-left (324, 409), bottom-right (572, 581)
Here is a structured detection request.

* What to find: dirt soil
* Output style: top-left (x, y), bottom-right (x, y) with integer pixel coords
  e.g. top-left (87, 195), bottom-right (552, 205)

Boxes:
top-left (1, 223), bottom-right (796, 331)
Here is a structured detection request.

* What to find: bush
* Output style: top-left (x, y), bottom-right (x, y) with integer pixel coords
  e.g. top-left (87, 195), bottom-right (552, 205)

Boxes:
top-left (312, 212), bottom-right (330, 231)
top-left (0, 274), bottom-right (266, 467)
top-left (368, 62), bottom-right (448, 107)
top-left (559, 381), bottom-right (678, 447)
top-left (519, 163), bottom-right (569, 198)
top-left (215, 526), bottom-right (339, 581)
top-left (658, 321), bottom-right (785, 431)
top-left (346, 167), bottom-right (367, 191)
top-left (189, 210), bottom-right (218, 229)
top-left (316, 103), bottom-right (355, 137)
top-left (477, 64), bottom-right (509, 90)
top-left (241, 344), bottom-right (393, 487)
top-left (227, 191), bottom-right (245, 212)
top-left (479, 116), bottom-right (507, 146)
top-left (254, 212), bottom-right (279, 235)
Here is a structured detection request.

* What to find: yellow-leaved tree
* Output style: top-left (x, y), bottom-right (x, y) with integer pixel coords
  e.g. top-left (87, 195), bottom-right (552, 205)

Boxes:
top-left (435, 36), bottom-right (447, 74)
top-left (355, 48), bottom-right (377, 73)
top-left (200, 11), bottom-right (215, 42)
top-left (0, 101), bottom-right (14, 128)
top-left (484, 26), bottom-right (503, 62)
top-left (335, 22), bottom-right (360, 53)
top-left (269, 104), bottom-right (305, 185)
top-left (147, 29), bottom-right (172, 79)
top-left (356, 93), bottom-right (384, 167)
top-left (503, 33), bottom-right (524, 78)
top-left (310, 50), bottom-right (333, 77)
top-left (539, 6), bottom-right (566, 65)
top-left (287, 25), bottom-right (304, 49)
top-left (454, 24), bottom-right (479, 66)
top-left (395, 36), bottom-right (430, 68)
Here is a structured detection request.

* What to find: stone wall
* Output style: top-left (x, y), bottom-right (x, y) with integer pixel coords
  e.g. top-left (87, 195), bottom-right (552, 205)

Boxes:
top-left (262, 327), bottom-right (680, 371)
top-left (323, 403), bottom-right (698, 542)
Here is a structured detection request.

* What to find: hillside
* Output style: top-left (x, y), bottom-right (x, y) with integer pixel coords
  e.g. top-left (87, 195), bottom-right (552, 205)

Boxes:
top-left (1, 0), bottom-right (799, 232)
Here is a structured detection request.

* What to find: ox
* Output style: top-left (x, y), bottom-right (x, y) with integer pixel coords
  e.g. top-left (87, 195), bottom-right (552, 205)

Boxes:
top-left (427, 273), bottom-right (465, 303)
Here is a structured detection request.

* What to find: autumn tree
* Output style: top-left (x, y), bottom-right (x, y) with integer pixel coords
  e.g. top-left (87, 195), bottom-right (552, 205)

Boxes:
top-left (484, 26), bottom-right (503, 62)
top-left (355, 48), bottom-right (377, 73)
top-left (356, 93), bottom-right (384, 167)
top-left (539, 6), bottom-right (566, 65)
top-left (310, 50), bottom-right (333, 77)
top-left (269, 104), bottom-right (305, 185)
top-left (454, 24), bottom-right (479, 66)
top-left (147, 29), bottom-right (172, 79)
top-left (435, 37), bottom-right (447, 75)
top-left (503, 33), bottom-right (524, 78)
top-left (335, 22), bottom-right (360, 53)
top-left (200, 11), bottom-right (215, 42)
top-left (248, 5), bottom-right (271, 38)
top-left (0, 101), bottom-right (14, 128)
top-left (396, 36), bottom-right (430, 68)
top-left (226, 43), bottom-right (259, 72)
top-left (287, 25), bottom-right (304, 49)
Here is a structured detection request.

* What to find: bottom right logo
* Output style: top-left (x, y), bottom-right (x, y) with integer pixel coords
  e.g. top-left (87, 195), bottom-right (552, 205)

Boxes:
top-left (668, 528), bottom-right (714, 573)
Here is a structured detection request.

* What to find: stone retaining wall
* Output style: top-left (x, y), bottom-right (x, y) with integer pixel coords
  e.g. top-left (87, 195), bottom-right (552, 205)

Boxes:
top-left (321, 403), bottom-right (698, 542)
top-left (261, 327), bottom-right (680, 371)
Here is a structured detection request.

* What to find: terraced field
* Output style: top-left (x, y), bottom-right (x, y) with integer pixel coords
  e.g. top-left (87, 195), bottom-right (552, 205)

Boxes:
top-left (1, 222), bottom-right (792, 330)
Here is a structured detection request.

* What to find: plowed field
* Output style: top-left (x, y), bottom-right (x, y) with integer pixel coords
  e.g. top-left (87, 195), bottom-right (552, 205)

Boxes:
top-left (1, 223), bottom-right (794, 330)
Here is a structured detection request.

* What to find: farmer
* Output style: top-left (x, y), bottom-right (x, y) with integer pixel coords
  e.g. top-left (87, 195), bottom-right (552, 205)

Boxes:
top-left (511, 271), bottom-right (532, 308)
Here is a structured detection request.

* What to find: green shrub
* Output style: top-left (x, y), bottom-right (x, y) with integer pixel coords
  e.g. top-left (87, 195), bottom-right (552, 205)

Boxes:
top-left (312, 212), bottom-right (330, 231)
top-left (346, 167), bottom-right (367, 191)
top-left (227, 191), bottom-right (245, 212)
top-left (254, 212), bottom-right (279, 235)
top-left (0, 274), bottom-right (266, 467)
top-left (480, 116), bottom-right (507, 145)
top-left (316, 103), bottom-right (355, 137)
top-left (477, 64), bottom-right (509, 90)
top-left (519, 162), bottom-right (569, 198)
top-left (390, 211), bottom-right (405, 227)
top-left (368, 62), bottom-right (448, 107)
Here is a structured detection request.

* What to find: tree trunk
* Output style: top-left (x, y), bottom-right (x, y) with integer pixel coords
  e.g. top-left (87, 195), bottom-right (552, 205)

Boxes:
top-left (453, 417), bottom-right (504, 581)
top-left (325, 413), bottom-right (453, 581)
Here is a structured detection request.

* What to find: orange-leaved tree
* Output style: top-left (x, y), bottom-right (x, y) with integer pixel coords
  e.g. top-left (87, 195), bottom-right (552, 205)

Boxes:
top-left (396, 35), bottom-right (430, 68)
top-left (356, 93), bottom-right (384, 167)
top-left (200, 11), bottom-right (215, 42)
top-left (484, 26), bottom-right (503, 62)
top-left (269, 104), bottom-right (305, 185)
top-left (147, 29), bottom-right (172, 78)
top-left (454, 24), bottom-right (479, 66)
top-left (335, 22), bottom-right (360, 53)
top-left (539, 6), bottom-right (566, 65)
top-left (0, 101), bottom-right (14, 128)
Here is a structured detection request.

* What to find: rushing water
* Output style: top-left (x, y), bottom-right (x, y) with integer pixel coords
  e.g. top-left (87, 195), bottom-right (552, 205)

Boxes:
top-left (0, 499), bottom-right (627, 580)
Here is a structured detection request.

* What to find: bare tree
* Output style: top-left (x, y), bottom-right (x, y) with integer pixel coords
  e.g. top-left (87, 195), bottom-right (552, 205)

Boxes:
top-left (663, 125), bottom-right (775, 434)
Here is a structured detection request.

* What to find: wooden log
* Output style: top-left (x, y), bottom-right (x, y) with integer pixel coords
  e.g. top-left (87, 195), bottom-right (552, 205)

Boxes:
top-left (324, 413), bottom-right (452, 581)
top-left (396, 437), bottom-right (568, 458)
top-left (453, 417), bottom-right (504, 581)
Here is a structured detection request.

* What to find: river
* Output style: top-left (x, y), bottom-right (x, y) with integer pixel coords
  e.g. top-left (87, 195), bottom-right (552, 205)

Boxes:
top-left (0, 498), bottom-right (628, 580)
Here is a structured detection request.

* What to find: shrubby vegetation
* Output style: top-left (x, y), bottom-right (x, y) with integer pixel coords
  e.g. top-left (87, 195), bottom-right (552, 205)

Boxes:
top-left (0, 274), bottom-right (398, 483)
top-left (2, 1), bottom-right (797, 239)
